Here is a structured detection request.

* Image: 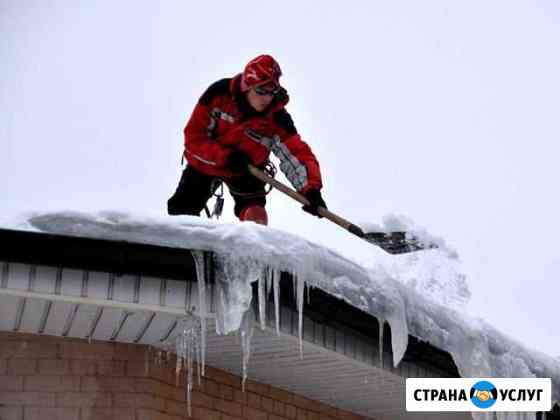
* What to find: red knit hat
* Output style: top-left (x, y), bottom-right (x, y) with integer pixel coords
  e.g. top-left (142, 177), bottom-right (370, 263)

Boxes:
top-left (240, 55), bottom-right (282, 92)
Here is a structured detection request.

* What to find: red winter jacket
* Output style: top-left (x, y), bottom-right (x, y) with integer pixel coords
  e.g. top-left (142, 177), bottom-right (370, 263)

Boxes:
top-left (183, 75), bottom-right (322, 193)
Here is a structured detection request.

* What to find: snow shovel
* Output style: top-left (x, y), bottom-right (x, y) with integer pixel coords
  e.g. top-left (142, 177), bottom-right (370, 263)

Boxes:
top-left (248, 165), bottom-right (434, 255)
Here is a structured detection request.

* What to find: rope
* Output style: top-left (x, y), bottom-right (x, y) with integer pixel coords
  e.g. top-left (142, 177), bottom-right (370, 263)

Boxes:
top-left (225, 160), bottom-right (277, 197)
top-left (204, 160), bottom-right (277, 219)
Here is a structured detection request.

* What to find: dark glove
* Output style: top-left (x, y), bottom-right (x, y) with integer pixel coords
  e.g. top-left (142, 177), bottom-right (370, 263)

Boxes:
top-left (225, 149), bottom-right (252, 174)
top-left (302, 189), bottom-right (327, 218)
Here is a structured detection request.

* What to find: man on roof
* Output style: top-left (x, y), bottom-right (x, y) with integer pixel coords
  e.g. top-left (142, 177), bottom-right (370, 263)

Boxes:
top-left (167, 54), bottom-right (327, 225)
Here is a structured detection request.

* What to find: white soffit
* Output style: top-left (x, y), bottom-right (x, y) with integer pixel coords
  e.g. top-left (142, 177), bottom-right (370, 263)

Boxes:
top-left (0, 261), bottom-right (469, 420)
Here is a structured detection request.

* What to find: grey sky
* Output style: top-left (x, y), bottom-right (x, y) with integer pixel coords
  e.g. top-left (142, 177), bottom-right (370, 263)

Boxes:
top-left (2, 1), bottom-right (559, 356)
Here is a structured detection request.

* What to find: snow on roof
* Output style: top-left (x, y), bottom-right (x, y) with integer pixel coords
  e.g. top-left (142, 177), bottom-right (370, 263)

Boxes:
top-left (3, 210), bottom-right (559, 403)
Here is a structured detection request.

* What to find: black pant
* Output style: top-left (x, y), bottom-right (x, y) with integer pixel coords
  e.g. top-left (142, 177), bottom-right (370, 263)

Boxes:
top-left (167, 165), bottom-right (266, 217)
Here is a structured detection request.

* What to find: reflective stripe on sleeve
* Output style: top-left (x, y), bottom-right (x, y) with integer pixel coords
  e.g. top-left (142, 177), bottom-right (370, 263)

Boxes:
top-left (245, 129), bottom-right (308, 191)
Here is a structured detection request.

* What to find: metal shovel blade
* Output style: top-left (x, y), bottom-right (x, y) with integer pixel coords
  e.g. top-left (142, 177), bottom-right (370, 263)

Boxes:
top-left (363, 231), bottom-right (437, 255)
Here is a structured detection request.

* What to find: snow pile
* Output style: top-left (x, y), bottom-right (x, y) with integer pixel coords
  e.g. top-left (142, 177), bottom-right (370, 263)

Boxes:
top-left (387, 250), bottom-right (471, 310)
top-left (3, 211), bottom-right (559, 414)
top-left (361, 213), bottom-right (470, 310)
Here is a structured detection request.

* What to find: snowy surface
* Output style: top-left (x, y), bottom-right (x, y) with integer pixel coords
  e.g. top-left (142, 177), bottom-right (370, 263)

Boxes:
top-left (2, 210), bottom-right (559, 407)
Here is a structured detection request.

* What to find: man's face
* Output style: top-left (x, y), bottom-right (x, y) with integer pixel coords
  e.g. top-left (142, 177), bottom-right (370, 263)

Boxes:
top-left (246, 82), bottom-right (278, 112)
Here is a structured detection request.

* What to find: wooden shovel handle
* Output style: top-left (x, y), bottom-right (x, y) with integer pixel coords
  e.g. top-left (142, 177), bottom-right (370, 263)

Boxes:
top-left (248, 165), bottom-right (365, 238)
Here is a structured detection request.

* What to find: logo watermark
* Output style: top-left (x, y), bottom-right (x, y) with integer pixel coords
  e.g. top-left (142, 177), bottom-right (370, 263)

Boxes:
top-left (406, 378), bottom-right (551, 412)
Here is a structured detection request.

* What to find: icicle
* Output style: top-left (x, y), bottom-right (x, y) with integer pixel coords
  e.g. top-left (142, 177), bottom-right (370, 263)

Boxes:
top-left (213, 253), bottom-right (260, 335)
top-left (175, 321), bottom-right (185, 386)
top-left (171, 317), bottom-right (200, 418)
top-left (215, 279), bottom-right (227, 335)
top-left (306, 284), bottom-right (311, 306)
top-left (240, 309), bottom-right (255, 392)
top-left (273, 270), bottom-right (280, 335)
top-left (296, 275), bottom-right (305, 359)
top-left (378, 318), bottom-right (385, 368)
top-left (186, 325), bottom-right (194, 419)
top-left (193, 251), bottom-right (207, 376)
top-left (265, 266), bottom-right (272, 299)
top-left (196, 334), bottom-right (202, 387)
top-left (263, 267), bottom-right (268, 297)
top-left (197, 271), bottom-right (207, 377)
top-left (258, 274), bottom-right (266, 330)
top-left (293, 271), bottom-right (297, 303)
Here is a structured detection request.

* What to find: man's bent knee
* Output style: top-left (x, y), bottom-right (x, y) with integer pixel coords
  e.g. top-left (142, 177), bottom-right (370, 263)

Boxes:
top-left (239, 205), bottom-right (268, 225)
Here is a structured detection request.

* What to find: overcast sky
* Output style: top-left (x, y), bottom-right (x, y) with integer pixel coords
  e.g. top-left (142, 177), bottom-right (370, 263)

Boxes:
top-left (2, 1), bottom-right (559, 357)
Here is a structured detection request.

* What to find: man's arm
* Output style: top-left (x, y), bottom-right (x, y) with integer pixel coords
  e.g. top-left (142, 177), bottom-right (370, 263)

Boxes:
top-left (183, 79), bottom-right (232, 168)
top-left (184, 103), bottom-right (230, 167)
top-left (272, 109), bottom-right (323, 193)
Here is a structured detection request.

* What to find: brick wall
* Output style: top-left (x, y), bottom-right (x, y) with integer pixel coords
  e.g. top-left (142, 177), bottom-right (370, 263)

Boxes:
top-left (0, 332), bottom-right (370, 420)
